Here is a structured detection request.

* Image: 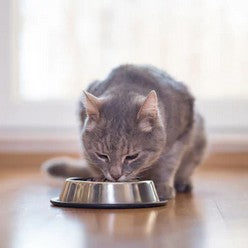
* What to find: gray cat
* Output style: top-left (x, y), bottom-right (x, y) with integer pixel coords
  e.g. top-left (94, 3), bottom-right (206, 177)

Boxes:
top-left (43, 64), bottom-right (206, 200)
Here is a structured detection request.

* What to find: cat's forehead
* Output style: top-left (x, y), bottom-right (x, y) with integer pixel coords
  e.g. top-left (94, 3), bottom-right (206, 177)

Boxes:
top-left (101, 94), bottom-right (139, 119)
top-left (108, 133), bottom-right (131, 150)
top-left (103, 116), bottom-right (136, 138)
top-left (93, 129), bottom-right (135, 155)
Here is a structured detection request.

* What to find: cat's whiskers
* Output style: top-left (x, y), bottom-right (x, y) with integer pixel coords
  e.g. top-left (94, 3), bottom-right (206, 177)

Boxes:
top-left (117, 175), bottom-right (127, 182)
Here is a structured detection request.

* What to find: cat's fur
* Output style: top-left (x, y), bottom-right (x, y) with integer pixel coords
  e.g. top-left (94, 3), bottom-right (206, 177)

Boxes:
top-left (42, 64), bottom-right (206, 200)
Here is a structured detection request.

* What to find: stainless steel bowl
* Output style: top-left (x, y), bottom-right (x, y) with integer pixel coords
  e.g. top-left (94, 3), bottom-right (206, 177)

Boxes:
top-left (50, 177), bottom-right (167, 208)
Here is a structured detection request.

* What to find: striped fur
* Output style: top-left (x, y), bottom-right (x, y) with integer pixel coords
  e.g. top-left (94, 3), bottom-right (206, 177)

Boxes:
top-left (43, 64), bottom-right (206, 199)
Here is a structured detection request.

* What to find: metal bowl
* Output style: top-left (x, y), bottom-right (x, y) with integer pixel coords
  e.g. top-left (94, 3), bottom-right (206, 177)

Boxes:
top-left (50, 177), bottom-right (167, 209)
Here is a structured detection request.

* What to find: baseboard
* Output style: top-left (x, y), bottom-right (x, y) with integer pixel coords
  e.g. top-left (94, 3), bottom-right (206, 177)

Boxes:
top-left (0, 129), bottom-right (81, 153)
top-left (0, 152), bottom-right (80, 170)
top-left (0, 152), bottom-right (247, 171)
top-left (200, 152), bottom-right (248, 169)
top-left (1, 129), bottom-right (248, 153)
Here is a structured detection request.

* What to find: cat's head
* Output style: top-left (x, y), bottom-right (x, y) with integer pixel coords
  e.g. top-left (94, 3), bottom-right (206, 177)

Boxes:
top-left (81, 90), bottom-right (166, 181)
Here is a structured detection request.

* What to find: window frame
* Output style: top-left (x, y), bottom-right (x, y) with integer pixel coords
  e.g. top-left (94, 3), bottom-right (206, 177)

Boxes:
top-left (0, 0), bottom-right (78, 130)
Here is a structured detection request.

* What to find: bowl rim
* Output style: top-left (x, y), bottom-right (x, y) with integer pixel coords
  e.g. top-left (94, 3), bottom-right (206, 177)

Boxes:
top-left (65, 177), bottom-right (155, 185)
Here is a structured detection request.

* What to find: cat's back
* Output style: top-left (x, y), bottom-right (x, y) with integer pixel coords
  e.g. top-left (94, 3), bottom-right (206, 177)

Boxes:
top-left (81, 64), bottom-right (195, 146)
top-left (86, 64), bottom-right (191, 100)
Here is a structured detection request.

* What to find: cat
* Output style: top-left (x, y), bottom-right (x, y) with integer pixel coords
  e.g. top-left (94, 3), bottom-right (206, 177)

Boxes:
top-left (42, 64), bottom-right (206, 200)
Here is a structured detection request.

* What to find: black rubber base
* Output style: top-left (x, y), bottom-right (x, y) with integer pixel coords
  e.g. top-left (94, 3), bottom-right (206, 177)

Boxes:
top-left (50, 197), bottom-right (167, 209)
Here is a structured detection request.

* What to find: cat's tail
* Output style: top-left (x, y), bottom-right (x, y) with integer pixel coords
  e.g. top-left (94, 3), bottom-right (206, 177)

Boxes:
top-left (41, 157), bottom-right (99, 186)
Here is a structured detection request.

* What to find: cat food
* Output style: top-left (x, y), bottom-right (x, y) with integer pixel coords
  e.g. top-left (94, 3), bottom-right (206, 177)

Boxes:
top-left (85, 178), bottom-right (111, 182)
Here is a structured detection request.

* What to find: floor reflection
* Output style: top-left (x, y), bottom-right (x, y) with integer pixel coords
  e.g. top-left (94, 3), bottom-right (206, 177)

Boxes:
top-left (60, 193), bottom-right (210, 247)
top-left (2, 176), bottom-right (247, 248)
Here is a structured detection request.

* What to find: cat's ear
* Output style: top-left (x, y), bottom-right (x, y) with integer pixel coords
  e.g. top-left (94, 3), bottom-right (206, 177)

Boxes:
top-left (82, 91), bottom-right (102, 121)
top-left (137, 90), bottom-right (159, 132)
top-left (137, 90), bottom-right (158, 119)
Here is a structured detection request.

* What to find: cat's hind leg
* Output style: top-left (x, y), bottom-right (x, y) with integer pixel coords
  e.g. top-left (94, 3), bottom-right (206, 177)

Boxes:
top-left (174, 132), bottom-right (206, 193)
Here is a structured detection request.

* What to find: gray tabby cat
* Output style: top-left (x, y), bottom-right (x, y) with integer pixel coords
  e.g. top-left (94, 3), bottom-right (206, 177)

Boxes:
top-left (43, 64), bottom-right (206, 200)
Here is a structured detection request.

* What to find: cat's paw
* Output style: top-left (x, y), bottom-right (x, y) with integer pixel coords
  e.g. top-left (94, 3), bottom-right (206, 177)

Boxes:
top-left (174, 181), bottom-right (192, 193)
top-left (155, 184), bottom-right (176, 201)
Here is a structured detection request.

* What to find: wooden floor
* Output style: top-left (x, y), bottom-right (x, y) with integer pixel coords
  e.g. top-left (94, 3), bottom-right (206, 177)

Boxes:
top-left (0, 161), bottom-right (248, 248)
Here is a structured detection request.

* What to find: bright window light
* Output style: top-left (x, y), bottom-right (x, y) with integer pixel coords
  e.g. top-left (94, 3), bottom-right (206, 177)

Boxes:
top-left (17, 0), bottom-right (248, 101)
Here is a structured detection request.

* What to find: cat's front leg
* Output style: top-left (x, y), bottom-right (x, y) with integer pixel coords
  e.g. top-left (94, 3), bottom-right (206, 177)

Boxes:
top-left (154, 182), bottom-right (176, 200)
top-left (151, 140), bottom-right (188, 200)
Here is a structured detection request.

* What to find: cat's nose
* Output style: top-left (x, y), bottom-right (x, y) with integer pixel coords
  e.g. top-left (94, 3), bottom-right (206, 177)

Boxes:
top-left (110, 173), bottom-right (121, 181)
top-left (109, 166), bottom-right (122, 181)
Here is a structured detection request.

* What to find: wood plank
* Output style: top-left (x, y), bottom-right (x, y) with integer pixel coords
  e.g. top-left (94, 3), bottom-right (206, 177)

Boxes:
top-left (0, 165), bottom-right (248, 248)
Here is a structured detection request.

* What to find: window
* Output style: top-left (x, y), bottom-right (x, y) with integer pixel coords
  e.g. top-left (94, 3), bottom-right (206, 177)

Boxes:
top-left (0, 0), bottom-right (248, 151)
top-left (17, 0), bottom-right (248, 101)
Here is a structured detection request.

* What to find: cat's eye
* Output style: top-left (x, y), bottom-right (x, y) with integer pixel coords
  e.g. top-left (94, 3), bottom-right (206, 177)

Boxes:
top-left (95, 152), bottom-right (109, 161)
top-left (125, 153), bottom-right (139, 161)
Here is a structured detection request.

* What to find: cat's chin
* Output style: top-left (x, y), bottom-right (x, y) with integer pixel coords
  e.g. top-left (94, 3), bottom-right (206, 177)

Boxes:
top-left (104, 172), bottom-right (117, 182)
top-left (103, 173), bottom-right (137, 182)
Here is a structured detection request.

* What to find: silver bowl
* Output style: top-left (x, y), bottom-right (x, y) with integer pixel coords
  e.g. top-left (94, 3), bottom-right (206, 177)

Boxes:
top-left (50, 177), bottom-right (167, 209)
